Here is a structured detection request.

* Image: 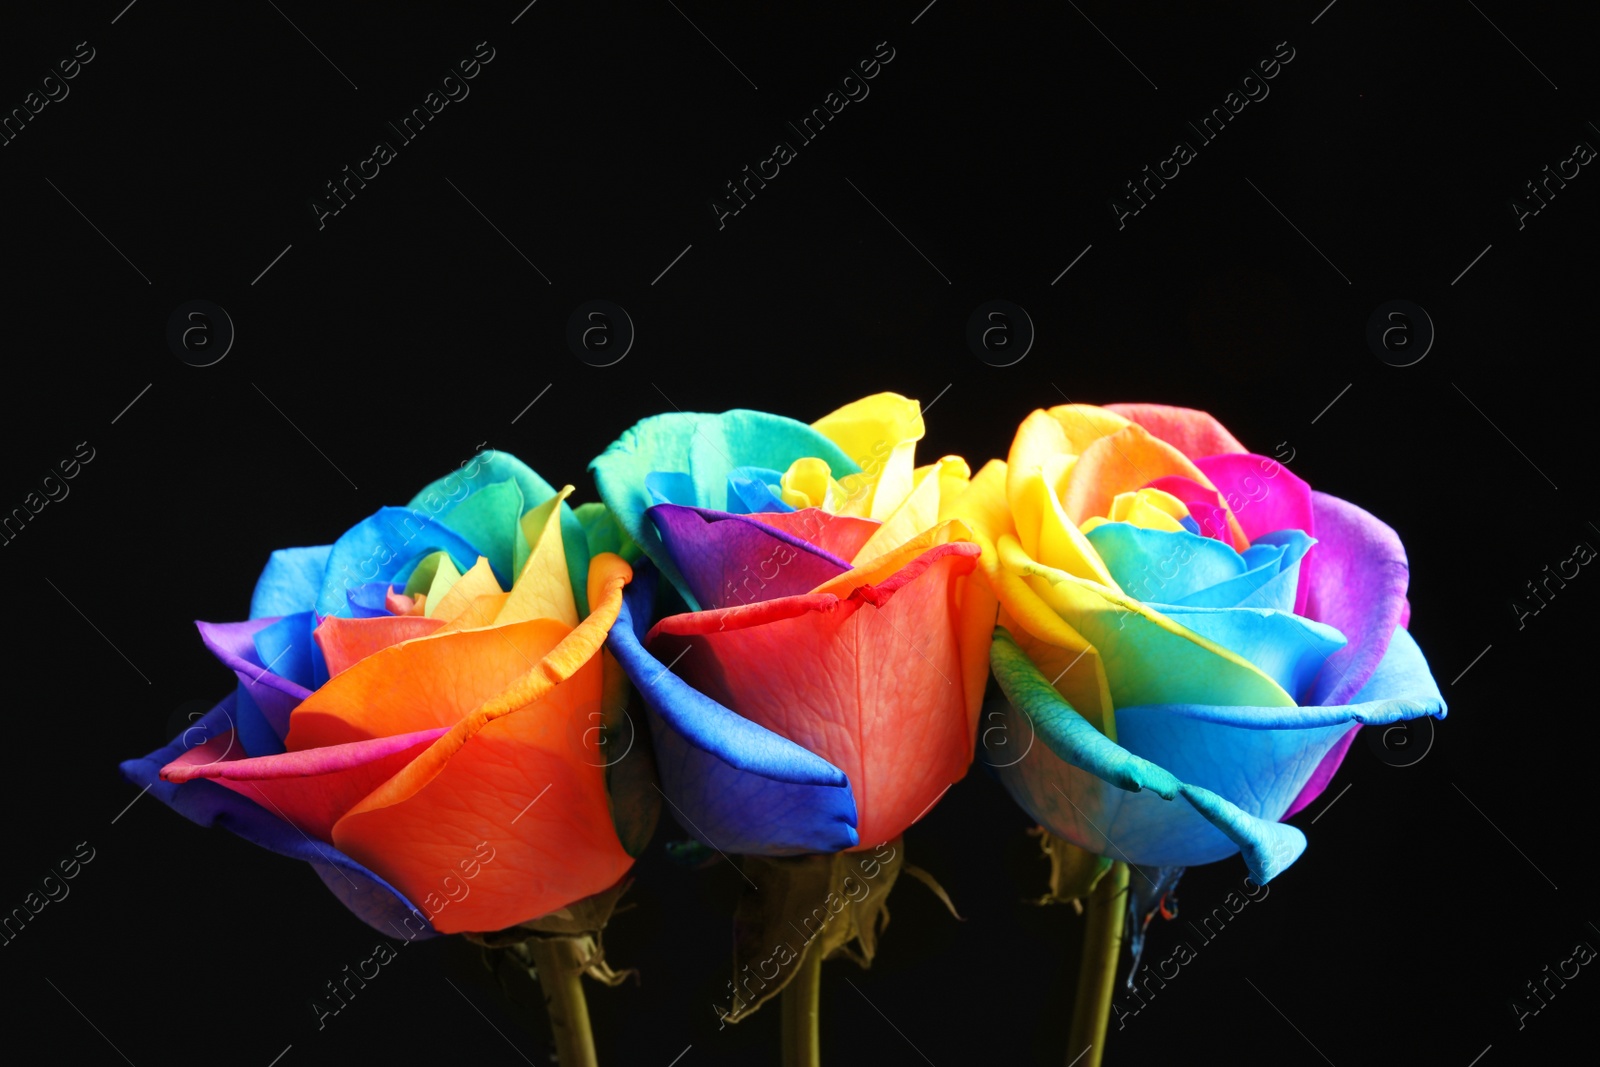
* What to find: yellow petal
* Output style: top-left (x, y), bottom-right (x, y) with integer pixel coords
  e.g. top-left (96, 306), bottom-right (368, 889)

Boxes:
top-left (779, 457), bottom-right (846, 511)
top-left (1005, 406), bottom-right (1130, 509)
top-left (428, 556), bottom-right (502, 622)
top-left (1107, 487), bottom-right (1188, 532)
top-left (1013, 470), bottom-right (1120, 589)
top-left (812, 392), bottom-right (926, 520)
top-left (437, 592), bottom-right (512, 633)
top-left (497, 487), bottom-right (578, 628)
top-left (851, 455), bottom-right (968, 563)
top-left (931, 455), bottom-right (973, 523)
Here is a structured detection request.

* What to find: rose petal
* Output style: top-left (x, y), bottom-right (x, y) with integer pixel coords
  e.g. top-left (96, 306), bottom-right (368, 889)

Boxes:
top-left (161, 727), bottom-right (448, 840)
top-left (648, 504), bottom-right (852, 610)
top-left (648, 541), bottom-right (980, 847)
top-left (990, 630), bottom-right (1306, 883)
top-left (196, 617), bottom-right (311, 752)
top-left (249, 545), bottom-right (333, 620)
top-left (287, 617), bottom-right (572, 750)
top-left (591, 409), bottom-right (860, 608)
top-left (118, 694), bottom-right (437, 938)
top-left (329, 556), bottom-right (637, 932)
top-left (608, 571), bottom-right (859, 855)
top-left (314, 615), bottom-right (447, 676)
top-left (1302, 491), bottom-right (1410, 706)
top-left (1102, 403), bottom-right (1248, 458)
top-left (737, 507), bottom-right (881, 561)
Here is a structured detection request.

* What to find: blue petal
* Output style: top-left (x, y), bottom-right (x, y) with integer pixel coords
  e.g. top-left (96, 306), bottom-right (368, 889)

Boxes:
top-left (1146, 604), bottom-right (1346, 701)
top-left (992, 626), bottom-right (1443, 882)
top-left (249, 545), bottom-right (332, 620)
top-left (119, 694), bottom-right (438, 938)
top-left (605, 567), bottom-right (858, 854)
top-left (646, 471), bottom-right (697, 507)
top-left (1113, 627), bottom-right (1442, 827)
top-left (726, 466), bottom-right (794, 515)
top-left (1085, 523), bottom-right (1314, 614)
top-left (1177, 784), bottom-right (1306, 883)
top-left (1086, 524), bottom-right (1245, 604)
top-left (231, 683), bottom-right (285, 757)
top-left (345, 581), bottom-right (396, 619)
top-left (1194, 529), bottom-right (1314, 612)
top-left (314, 508), bottom-right (481, 618)
top-left (252, 612), bottom-right (318, 691)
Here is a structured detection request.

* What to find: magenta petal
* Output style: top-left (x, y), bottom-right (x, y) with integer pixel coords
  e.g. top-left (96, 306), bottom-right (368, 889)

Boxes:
top-left (161, 727), bottom-right (448, 840)
top-left (1195, 453), bottom-right (1317, 615)
top-left (647, 504), bottom-right (851, 609)
top-left (1194, 454), bottom-right (1315, 543)
top-left (1282, 492), bottom-right (1411, 818)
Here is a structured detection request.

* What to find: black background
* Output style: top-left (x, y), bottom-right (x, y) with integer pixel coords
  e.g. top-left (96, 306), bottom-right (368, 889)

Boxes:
top-left (4, 2), bottom-right (1596, 1064)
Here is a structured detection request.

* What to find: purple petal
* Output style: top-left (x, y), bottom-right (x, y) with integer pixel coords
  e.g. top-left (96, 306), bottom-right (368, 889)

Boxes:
top-left (196, 618), bottom-right (312, 748)
top-left (646, 504), bottom-right (851, 610)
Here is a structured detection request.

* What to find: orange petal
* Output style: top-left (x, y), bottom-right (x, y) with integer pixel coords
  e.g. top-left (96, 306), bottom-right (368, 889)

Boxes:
top-left (287, 618), bottom-right (572, 750)
top-left (1063, 425), bottom-right (1249, 550)
top-left (315, 615), bottom-right (448, 676)
top-left (329, 554), bottom-right (635, 932)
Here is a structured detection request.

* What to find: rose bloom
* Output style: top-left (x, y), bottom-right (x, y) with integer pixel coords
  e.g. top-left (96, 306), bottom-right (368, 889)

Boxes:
top-left (964, 403), bottom-right (1445, 882)
top-left (590, 393), bottom-right (996, 853)
top-left (120, 452), bottom-right (654, 936)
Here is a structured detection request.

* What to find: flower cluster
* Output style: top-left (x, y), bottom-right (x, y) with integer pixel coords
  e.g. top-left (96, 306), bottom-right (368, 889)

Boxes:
top-left (122, 393), bottom-right (1444, 938)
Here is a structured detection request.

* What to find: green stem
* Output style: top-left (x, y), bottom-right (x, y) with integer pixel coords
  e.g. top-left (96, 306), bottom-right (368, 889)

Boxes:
top-left (527, 936), bottom-right (599, 1067)
top-left (1068, 861), bottom-right (1128, 1067)
top-left (781, 941), bottom-right (824, 1067)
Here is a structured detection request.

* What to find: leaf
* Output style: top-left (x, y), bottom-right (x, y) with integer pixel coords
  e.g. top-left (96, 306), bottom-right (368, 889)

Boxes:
top-left (1029, 827), bottom-right (1113, 911)
top-left (719, 839), bottom-right (905, 1024)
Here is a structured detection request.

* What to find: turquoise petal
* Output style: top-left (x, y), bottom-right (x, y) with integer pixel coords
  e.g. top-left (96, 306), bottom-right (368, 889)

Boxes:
top-left (1178, 784), bottom-right (1306, 883)
top-left (990, 631), bottom-right (1178, 799)
top-left (1086, 524), bottom-right (1245, 603)
top-left (590, 410), bottom-right (859, 608)
top-left (433, 478), bottom-right (523, 587)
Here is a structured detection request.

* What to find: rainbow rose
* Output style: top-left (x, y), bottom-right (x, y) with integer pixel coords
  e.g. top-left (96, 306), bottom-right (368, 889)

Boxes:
top-left (590, 393), bottom-right (995, 854)
top-left (965, 403), bottom-right (1445, 883)
top-left (119, 451), bottom-right (655, 936)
